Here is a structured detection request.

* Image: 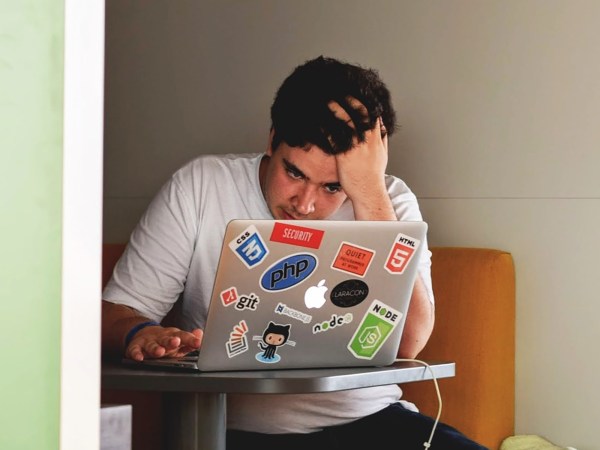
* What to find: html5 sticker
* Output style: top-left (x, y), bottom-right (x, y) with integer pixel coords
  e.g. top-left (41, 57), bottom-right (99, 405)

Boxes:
top-left (384, 233), bottom-right (421, 274)
top-left (331, 242), bottom-right (375, 277)
top-left (228, 225), bottom-right (269, 269)
top-left (269, 222), bottom-right (325, 249)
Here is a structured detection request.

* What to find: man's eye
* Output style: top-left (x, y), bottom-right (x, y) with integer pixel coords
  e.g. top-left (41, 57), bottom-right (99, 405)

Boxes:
top-left (324, 185), bottom-right (342, 194)
top-left (286, 168), bottom-right (303, 179)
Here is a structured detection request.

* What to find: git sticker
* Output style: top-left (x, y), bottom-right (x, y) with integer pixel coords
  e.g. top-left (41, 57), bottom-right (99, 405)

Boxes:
top-left (384, 233), bottom-right (421, 274)
top-left (229, 225), bottom-right (269, 269)
top-left (347, 300), bottom-right (403, 360)
top-left (331, 242), bottom-right (375, 277)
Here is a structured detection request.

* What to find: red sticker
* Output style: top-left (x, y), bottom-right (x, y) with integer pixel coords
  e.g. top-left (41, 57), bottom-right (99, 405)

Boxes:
top-left (384, 233), bottom-right (421, 274)
top-left (331, 242), bottom-right (375, 277)
top-left (220, 287), bottom-right (239, 306)
top-left (270, 222), bottom-right (325, 249)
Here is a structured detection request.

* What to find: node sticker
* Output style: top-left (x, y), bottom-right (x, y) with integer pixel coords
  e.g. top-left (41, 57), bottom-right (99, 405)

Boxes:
top-left (331, 242), bottom-right (375, 277)
top-left (229, 224), bottom-right (269, 269)
top-left (270, 222), bottom-right (325, 249)
top-left (347, 300), bottom-right (403, 360)
top-left (384, 232), bottom-right (421, 275)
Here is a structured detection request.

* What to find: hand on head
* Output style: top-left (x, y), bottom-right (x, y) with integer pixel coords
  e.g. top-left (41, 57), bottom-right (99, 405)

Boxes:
top-left (327, 97), bottom-right (389, 204)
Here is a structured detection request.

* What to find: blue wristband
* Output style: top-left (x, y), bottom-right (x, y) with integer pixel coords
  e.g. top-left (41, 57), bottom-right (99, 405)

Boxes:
top-left (124, 320), bottom-right (160, 348)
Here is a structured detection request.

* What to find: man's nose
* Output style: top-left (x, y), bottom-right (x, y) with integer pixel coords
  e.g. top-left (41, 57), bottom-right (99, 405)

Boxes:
top-left (294, 185), bottom-right (316, 216)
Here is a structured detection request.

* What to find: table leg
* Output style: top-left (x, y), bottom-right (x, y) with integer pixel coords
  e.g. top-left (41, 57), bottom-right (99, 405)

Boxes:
top-left (163, 392), bottom-right (227, 450)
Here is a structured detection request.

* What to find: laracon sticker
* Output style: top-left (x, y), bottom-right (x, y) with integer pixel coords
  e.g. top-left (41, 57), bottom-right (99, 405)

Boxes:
top-left (347, 300), bottom-right (403, 360)
top-left (260, 253), bottom-right (318, 292)
top-left (270, 222), bottom-right (325, 249)
top-left (330, 279), bottom-right (369, 308)
top-left (331, 242), bottom-right (375, 277)
top-left (384, 232), bottom-right (421, 275)
top-left (228, 225), bottom-right (269, 269)
top-left (225, 320), bottom-right (249, 358)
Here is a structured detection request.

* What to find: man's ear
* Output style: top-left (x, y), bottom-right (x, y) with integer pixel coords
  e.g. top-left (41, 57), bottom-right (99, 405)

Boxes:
top-left (266, 128), bottom-right (275, 156)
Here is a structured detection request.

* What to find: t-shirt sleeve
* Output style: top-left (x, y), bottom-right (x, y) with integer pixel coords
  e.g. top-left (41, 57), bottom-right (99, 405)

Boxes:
top-left (102, 174), bottom-right (197, 322)
top-left (385, 175), bottom-right (435, 305)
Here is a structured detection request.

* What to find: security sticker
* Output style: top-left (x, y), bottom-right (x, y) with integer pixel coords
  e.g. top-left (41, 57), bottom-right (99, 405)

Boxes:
top-left (384, 233), bottom-right (421, 275)
top-left (225, 320), bottom-right (249, 358)
top-left (270, 222), bottom-right (325, 249)
top-left (331, 242), bottom-right (375, 277)
top-left (229, 225), bottom-right (269, 269)
top-left (347, 300), bottom-right (403, 360)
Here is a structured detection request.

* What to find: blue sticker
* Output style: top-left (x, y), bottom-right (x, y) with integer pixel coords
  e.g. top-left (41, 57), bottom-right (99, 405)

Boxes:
top-left (260, 253), bottom-right (318, 292)
top-left (229, 225), bottom-right (269, 269)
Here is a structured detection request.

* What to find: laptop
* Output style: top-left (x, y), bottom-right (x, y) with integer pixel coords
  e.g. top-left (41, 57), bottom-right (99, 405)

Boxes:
top-left (128, 219), bottom-right (427, 371)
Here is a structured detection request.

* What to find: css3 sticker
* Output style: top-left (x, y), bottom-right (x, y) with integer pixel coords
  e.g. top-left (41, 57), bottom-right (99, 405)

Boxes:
top-left (229, 225), bottom-right (269, 269)
top-left (347, 300), bottom-right (403, 360)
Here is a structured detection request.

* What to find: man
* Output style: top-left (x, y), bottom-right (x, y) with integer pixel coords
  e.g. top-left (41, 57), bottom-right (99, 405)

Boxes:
top-left (102, 56), bottom-right (486, 449)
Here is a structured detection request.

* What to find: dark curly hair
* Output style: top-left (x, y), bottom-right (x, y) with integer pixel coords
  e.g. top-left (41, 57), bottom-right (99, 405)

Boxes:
top-left (270, 56), bottom-right (397, 154)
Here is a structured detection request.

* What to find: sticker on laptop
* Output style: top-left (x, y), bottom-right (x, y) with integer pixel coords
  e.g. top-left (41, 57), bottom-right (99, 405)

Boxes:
top-left (274, 302), bottom-right (312, 324)
top-left (220, 287), bottom-right (239, 307)
top-left (312, 313), bottom-right (353, 334)
top-left (269, 222), bottom-right (325, 249)
top-left (220, 287), bottom-right (260, 311)
top-left (331, 242), bottom-right (375, 277)
top-left (253, 322), bottom-right (296, 364)
top-left (304, 279), bottom-right (328, 309)
top-left (330, 279), bottom-right (369, 308)
top-left (384, 233), bottom-right (421, 275)
top-left (225, 320), bottom-right (249, 358)
top-left (229, 224), bottom-right (269, 269)
top-left (260, 253), bottom-right (318, 292)
top-left (347, 300), bottom-right (403, 360)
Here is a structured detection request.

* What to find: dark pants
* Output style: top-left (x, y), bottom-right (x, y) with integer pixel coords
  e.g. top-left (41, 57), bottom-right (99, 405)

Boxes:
top-left (227, 402), bottom-right (488, 450)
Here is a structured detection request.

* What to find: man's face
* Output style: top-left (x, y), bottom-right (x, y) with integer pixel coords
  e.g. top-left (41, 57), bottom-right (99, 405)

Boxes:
top-left (259, 140), bottom-right (348, 220)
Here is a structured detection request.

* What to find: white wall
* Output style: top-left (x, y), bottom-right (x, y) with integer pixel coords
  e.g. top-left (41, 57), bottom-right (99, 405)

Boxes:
top-left (104, 1), bottom-right (600, 448)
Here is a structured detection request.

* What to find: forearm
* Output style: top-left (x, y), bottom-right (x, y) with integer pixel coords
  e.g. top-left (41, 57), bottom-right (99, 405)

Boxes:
top-left (349, 187), bottom-right (397, 221)
top-left (101, 300), bottom-right (156, 359)
top-left (397, 275), bottom-right (435, 359)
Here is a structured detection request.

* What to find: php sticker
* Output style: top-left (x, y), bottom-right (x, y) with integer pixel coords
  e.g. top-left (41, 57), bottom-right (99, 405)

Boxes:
top-left (331, 242), bottom-right (375, 277)
top-left (270, 222), bottom-right (325, 249)
top-left (384, 233), bottom-right (421, 275)
top-left (260, 253), bottom-right (317, 292)
top-left (229, 225), bottom-right (269, 269)
top-left (347, 300), bottom-right (403, 360)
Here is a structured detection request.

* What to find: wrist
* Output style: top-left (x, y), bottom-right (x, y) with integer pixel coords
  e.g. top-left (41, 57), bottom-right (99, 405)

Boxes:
top-left (124, 320), bottom-right (161, 348)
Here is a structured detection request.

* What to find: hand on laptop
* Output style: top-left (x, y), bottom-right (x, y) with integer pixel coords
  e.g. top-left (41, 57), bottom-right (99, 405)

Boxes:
top-left (126, 326), bottom-right (203, 362)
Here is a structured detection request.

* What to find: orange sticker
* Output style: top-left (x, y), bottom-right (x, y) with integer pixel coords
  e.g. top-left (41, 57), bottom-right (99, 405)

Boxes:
top-left (331, 242), bottom-right (375, 277)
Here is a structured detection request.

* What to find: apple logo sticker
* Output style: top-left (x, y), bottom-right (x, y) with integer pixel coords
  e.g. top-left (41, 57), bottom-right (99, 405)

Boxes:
top-left (304, 279), bottom-right (328, 309)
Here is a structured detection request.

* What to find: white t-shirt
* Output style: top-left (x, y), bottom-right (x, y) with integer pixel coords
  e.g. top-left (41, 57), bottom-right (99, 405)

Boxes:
top-left (103, 152), bottom-right (433, 434)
